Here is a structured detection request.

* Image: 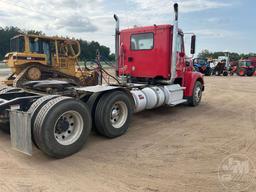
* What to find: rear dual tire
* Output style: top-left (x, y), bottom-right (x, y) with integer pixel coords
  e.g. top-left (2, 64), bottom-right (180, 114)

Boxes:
top-left (19, 91), bottom-right (132, 158)
top-left (28, 95), bottom-right (58, 148)
top-left (94, 91), bottom-right (133, 138)
top-left (32, 97), bottom-right (92, 158)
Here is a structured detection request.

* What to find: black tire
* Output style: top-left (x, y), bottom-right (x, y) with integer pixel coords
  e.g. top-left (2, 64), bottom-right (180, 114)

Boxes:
top-left (0, 122), bottom-right (10, 133)
top-left (33, 97), bottom-right (92, 158)
top-left (223, 71), bottom-right (228, 76)
top-left (86, 93), bottom-right (102, 133)
top-left (246, 69), bottom-right (255, 77)
top-left (95, 91), bottom-right (133, 138)
top-left (188, 81), bottom-right (203, 107)
top-left (28, 95), bottom-right (58, 148)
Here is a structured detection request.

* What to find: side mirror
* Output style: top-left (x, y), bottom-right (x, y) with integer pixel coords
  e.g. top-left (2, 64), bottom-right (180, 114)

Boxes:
top-left (190, 35), bottom-right (196, 55)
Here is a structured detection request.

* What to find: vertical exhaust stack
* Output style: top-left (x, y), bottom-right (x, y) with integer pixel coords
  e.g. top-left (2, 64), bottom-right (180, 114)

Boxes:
top-left (170, 3), bottom-right (179, 84)
top-left (114, 14), bottom-right (120, 77)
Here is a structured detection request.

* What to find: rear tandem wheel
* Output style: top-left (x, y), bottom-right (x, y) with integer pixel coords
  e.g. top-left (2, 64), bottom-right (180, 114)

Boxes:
top-left (33, 97), bottom-right (92, 158)
top-left (94, 91), bottom-right (133, 138)
top-left (28, 95), bottom-right (59, 147)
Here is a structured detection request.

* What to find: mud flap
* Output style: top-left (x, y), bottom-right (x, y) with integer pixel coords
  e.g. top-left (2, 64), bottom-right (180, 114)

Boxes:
top-left (9, 110), bottom-right (32, 156)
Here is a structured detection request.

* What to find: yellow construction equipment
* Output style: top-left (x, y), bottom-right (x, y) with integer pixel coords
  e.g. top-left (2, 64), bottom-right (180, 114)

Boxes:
top-left (3, 34), bottom-right (97, 88)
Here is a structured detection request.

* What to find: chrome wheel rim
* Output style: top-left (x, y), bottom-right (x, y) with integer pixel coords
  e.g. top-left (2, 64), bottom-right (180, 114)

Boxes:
top-left (110, 101), bottom-right (128, 129)
top-left (54, 111), bottom-right (83, 145)
top-left (195, 86), bottom-right (202, 103)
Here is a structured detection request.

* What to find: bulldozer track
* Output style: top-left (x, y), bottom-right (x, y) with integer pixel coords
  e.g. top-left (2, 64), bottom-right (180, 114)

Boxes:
top-left (12, 64), bottom-right (91, 88)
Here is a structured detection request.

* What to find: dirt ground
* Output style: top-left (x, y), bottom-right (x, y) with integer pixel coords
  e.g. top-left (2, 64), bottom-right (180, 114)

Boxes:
top-left (0, 76), bottom-right (256, 192)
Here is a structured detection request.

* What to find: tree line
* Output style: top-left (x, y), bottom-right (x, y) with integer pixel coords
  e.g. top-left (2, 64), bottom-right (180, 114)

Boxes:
top-left (198, 49), bottom-right (256, 61)
top-left (0, 26), bottom-right (115, 61)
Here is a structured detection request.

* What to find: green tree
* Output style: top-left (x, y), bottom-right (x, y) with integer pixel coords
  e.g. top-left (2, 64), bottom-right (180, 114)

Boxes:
top-left (26, 30), bottom-right (45, 35)
top-left (0, 26), bottom-right (21, 59)
top-left (197, 49), bottom-right (211, 59)
top-left (197, 49), bottom-right (256, 61)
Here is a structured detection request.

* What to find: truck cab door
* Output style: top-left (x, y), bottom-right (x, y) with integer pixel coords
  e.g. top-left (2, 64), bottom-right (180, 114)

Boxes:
top-left (126, 32), bottom-right (155, 78)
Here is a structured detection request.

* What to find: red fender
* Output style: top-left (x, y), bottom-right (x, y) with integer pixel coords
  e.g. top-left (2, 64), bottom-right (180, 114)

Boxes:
top-left (183, 71), bottom-right (204, 97)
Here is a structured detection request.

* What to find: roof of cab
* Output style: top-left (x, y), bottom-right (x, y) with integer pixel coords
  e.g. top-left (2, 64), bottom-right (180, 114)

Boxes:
top-left (11, 34), bottom-right (77, 42)
top-left (121, 25), bottom-right (171, 33)
top-left (120, 24), bottom-right (184, 34)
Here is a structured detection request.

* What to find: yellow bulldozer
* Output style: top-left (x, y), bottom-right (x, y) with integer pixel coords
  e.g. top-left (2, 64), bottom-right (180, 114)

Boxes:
top-left (3, 34), bottom-right (98, 89)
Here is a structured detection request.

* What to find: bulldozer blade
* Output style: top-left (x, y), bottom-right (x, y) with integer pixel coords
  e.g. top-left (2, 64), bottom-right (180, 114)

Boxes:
top-left (9, 110), bottom-right (32, 156)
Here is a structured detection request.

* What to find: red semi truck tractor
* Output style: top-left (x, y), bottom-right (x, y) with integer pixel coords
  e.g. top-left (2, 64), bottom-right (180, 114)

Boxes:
top-left (0, 3), bottom-right (204, 158)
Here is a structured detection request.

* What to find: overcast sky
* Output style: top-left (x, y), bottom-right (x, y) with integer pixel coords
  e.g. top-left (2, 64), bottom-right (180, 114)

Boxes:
top-left (0, 0), bottom-right (255, 54)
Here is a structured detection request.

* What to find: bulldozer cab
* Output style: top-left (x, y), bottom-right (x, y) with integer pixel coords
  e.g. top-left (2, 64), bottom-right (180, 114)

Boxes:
top-left (10, 35), bottom-right (80, 66)
top-left (10, 35), bottom-right (25, 53)
top-left (28, 37), bottom-right (51, 65)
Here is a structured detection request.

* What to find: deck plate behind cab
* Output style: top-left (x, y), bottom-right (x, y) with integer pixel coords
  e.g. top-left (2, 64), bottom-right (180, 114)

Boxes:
top-left (75, 85), bottom-right (119, 93)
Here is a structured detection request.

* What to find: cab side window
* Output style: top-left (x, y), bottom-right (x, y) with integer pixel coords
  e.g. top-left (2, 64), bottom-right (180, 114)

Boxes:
top-left (177, 34), bottom-right (183, 52)
top-left (131, 33), bottom-right (154, 50)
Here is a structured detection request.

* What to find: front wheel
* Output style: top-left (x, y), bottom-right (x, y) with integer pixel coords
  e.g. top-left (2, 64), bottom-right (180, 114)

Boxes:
top-left (188, 81), bottom-right (203, 107)
top-left (95, 91), bottom-right (133, 138)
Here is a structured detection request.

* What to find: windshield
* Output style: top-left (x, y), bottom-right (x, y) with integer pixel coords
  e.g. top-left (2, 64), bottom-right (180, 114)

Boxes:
top-left (29, 38), bottom-right (40, 53)
top-left (10, 36), bottom-right (25, 52)
top-left (239, 61), bottom-right (251, 67)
